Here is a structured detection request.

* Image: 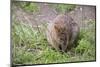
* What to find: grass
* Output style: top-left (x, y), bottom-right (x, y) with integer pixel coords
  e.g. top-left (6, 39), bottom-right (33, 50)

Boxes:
top-left (14, 2), bottom-right (40, 13)
top-left (22, 3), bottom-right (39, 13)
top-left (49, 4), bottom-right (76, 13)
top-left (12, 19), bottom-right (96, 65)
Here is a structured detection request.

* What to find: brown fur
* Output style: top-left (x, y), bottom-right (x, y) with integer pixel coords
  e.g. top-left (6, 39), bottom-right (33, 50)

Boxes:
top-left (46, 14), bottom-right (79, 52)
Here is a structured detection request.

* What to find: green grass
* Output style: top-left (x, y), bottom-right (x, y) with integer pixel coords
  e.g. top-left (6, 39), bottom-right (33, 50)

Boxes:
top-left (49, 4), bottom-right (76, 13)
top-left (14, 2), bottom-right (39, 13)
top-left (22, 3), bottom-right (39, 13)
top-left (12, 20), bottom-right (96, 65)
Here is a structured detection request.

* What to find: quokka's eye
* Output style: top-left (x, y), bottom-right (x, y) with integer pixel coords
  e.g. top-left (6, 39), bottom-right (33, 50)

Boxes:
top-left (61, 32), bottom-right (65, 34)
top-left (60, 38), bottom-right (63, 40)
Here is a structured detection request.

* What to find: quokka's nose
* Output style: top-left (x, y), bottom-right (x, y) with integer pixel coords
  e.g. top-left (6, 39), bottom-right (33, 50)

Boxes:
top-left (59, 45), bottom-right (62, 50)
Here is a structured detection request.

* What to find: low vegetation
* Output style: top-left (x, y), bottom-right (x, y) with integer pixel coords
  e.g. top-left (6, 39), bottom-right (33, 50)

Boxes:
top-left (49, 4), bottom-right (76, 13)
top-left (12, 19), bottom-right (95, 64)
top-left (13, 2), bottom-right (40, 13)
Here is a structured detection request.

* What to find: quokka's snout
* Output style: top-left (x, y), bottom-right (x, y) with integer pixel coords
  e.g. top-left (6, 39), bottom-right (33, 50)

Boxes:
top-left (46, 14), bottom-right (79, 52)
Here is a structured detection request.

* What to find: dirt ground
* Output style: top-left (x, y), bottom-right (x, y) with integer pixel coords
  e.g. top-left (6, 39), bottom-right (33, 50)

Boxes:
top-left (12, 2), bottom-right (96, 28)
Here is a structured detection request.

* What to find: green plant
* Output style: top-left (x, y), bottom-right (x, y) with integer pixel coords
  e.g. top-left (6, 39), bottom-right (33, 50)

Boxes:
top-left (15, 2), bottom-right (39, 13)
top-left (75, 20), bottom-right (96, 61)
top-left (55, 4), bottom-right (76, 13)
top-left (23, 3), bottom-right (39, 13)
top-left (76, 39), bottom-right (91, 54)
top-left (12, 20), bottom-right (96, 64)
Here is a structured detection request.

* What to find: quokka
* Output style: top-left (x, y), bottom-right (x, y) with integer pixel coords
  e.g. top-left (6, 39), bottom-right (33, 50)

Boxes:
top-left (46, 14), bottom-right (79, 52)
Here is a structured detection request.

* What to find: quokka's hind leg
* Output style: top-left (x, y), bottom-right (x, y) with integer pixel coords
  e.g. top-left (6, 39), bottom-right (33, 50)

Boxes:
top-left (71, 22), bottom-right (80, 47)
